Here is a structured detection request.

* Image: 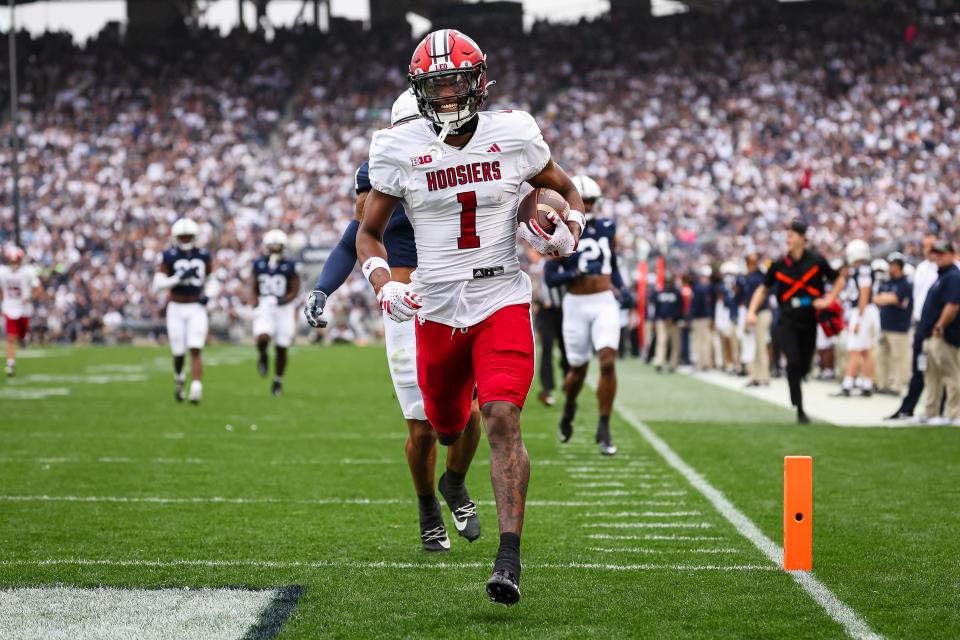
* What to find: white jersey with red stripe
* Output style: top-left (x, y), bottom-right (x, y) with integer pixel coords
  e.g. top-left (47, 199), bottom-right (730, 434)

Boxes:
top-left (0, 264), bottom-right (40, 319)
top-left (368, 109), bottom-right (551, 328)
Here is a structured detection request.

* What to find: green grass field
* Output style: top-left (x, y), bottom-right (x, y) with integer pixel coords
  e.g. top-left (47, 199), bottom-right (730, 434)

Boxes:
top-left (1, 344), bottom-right (958, 639)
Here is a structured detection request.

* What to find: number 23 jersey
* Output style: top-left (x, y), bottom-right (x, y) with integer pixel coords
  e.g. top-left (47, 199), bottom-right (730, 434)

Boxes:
top-left (161, 247), bottom-right (211, 298)
top-left (368, 110), bottom-right (551, 327)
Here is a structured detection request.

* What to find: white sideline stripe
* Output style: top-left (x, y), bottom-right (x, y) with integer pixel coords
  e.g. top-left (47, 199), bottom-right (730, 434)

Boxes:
top-left (0, 495), bottom-right (671, 509)
top-left (588, 534), bottom-right (724, 541)
top-left (0, 558), bottom-right (777, 573)
top-left (615, 402), bottom-right (883, 640)
top-left (584, 522), bottom-right (714, 529)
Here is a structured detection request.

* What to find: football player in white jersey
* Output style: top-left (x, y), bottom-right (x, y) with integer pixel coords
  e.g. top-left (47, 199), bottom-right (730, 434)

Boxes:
top-left (357, 29), bottom-right (585, 606)
top-left (0, 247), bottom-right (42, 377)
top-left (252, 229), bottom-right (300, 397)
top-left (305, 90), bottom-right (484, 553)
top-left (153, 218), bottom-right (212, 404)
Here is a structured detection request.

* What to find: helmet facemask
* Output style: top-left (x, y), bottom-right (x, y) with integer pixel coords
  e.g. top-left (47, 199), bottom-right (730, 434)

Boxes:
top-left (176, 235), bottom-right (195, 251)
top-left (411, 66), bottom-right (487, 131)
top-left (582, 198), bottom-right (598, 222)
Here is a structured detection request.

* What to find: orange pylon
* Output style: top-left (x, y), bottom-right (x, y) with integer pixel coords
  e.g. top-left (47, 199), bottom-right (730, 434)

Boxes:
top-left (784, 456), bottom-right (812, 571)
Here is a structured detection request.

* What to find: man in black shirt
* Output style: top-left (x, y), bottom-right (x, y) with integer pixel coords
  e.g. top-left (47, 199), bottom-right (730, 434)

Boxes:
top-left (746, 219), bottom-right (844, 423)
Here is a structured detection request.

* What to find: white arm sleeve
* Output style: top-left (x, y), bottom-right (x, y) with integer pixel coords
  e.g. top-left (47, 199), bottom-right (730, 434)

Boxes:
top-left (517, 111), bottom-right (552, 182)
top-left (368, 130), bottom-right (406, 197)
top-left (152, 272), bottom-right (180, 292)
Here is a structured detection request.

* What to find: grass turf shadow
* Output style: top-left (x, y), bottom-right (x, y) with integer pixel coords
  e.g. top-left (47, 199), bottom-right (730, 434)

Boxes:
top-left (243, 585), bottom-right (306, 640)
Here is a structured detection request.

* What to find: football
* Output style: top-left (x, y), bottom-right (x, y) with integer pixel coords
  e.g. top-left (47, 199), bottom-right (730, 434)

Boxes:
top-left (517, 188), bottom-right (570, 236)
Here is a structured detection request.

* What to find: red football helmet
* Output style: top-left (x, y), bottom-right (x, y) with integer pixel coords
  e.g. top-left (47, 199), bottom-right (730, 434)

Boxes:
top-left (4, 246), bottom-right (24, 265)
top-left (408, 29), bottom-right (489, 129)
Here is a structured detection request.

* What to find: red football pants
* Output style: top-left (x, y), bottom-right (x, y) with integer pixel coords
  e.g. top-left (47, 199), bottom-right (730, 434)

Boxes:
top-left (4, 315), bottom-right (29, 339)
top-left (415, 304), bottom-right (534, 436)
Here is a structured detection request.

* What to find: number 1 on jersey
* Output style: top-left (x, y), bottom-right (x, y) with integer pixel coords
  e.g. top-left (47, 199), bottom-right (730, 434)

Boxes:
top-left (457, 191), bottom-right (480, 249)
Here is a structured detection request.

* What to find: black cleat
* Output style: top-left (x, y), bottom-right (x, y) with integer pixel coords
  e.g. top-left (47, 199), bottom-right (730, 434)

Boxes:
top-left (5, 363), bottom-right (14, 378)
top-left (419, 498), bottom-right (450, 552)
top-left (272, 379), bottom-right (283, 397)
top-left (832, 388), bottom-right (851, 398)
top-left (174, 378), bottom-right (185, 403)
top-left (438, 472), bottom-right (480, 542)
top-left (486, 570), bottom-right (521, 606)
top-left (559, 418), bottom-right (573, 443)
top-left (797, 410), bottom-right (811, 425)
top-left (860, 388), bottom-right (872, 398)
top-left (885, 410), bottom-right (911, 421)
top-left (420, 522), bottom-right (450, 553)
top-left (257, 355), bottom-right (268, 378)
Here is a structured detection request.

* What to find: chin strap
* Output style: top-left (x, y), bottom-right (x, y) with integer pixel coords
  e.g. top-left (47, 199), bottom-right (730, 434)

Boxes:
top-left (425, 120), bottom-right (453, 161)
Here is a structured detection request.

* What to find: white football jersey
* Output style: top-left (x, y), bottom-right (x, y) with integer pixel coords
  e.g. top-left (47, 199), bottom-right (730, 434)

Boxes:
top-left (0, 264), bottom-right (40, 319)
top-left (368, 110), bottom-right (551, 327)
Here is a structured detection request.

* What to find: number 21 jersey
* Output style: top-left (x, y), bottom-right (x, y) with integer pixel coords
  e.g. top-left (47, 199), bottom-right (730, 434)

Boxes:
top-left (368, 110), bottom-right (551, 327)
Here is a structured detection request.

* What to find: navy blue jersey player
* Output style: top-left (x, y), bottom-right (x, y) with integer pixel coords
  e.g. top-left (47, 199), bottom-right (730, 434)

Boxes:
top-left (252, 229), bottom-right (300, 396)
top-left (544, 175), bottom-right (625, 455)
top-left (302, 90), bottom-right (482, 553)
top-left (153, 218), bottom-right (212, 404)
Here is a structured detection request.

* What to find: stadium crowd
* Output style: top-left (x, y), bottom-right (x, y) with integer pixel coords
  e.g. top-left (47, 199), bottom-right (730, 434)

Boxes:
top-left (2, 4), bottom-right (959, 416)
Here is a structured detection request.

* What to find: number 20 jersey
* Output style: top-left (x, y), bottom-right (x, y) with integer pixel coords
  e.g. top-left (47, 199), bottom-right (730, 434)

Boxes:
top-left (368, 110), bottom-right (551, 328)
top-left (253, 256), bottom-right (297, 299)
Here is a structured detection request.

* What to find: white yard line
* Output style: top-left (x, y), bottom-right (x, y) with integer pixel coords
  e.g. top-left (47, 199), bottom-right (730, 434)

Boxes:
top-left (588, 547), bottom-right (741, 554)
top-left (0, 456), bottom-right (591, 468)
top-left (587, 534), bottom-right (724, 541)
top-left (568, 473), bottom-right (664, 480)
top-left (0, 495), bottom-right (681, 509)
top-left (614, 402), bottom-right (883, 640)
top-left (577, 481), bottom-right (625, 488)
top-left (585, 511), bottom-right (701, 518)
top-left (0, 558), bottom-right (778, 573)
top-left (584, 522), bottom-right (714, 529)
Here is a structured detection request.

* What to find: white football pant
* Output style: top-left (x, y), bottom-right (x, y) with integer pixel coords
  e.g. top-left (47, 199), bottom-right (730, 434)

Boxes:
top-left (166, 302), bottom-right (208, 356)
top-left (562, 290), bottom-right (621, 367)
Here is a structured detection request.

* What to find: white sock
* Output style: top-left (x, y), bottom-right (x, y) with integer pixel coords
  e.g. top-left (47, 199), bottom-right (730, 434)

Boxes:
top-left (190, 380), bottom-right (202, 391)
top-left (6, 358), bottom-right (14, 367)
top-left (842, 376), bottom-right (854, 390)
top-left (175, 372), bottom-right (185, 382)
top-left (861, 379), bottom-right (873, 391)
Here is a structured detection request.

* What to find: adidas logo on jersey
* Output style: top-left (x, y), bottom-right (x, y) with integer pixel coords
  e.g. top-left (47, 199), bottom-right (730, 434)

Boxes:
top-left (472, 266), bottom-right (505, 279)
top-left (486, 143), bottom-right (501, 153)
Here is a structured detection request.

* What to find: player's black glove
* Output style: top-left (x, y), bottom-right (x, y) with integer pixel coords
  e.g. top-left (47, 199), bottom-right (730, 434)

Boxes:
top-left (304, 289), bottom-right (328, 328)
